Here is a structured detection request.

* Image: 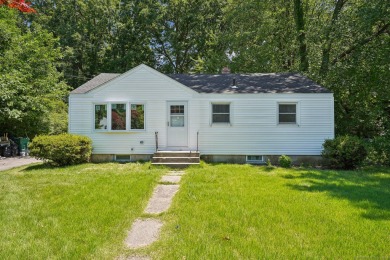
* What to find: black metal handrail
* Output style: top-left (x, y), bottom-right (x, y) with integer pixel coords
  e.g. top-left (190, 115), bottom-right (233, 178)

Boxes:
top-left (197, 131), bottom-right (199, 152)
top-left (155, 131), bottom-right (158, 152)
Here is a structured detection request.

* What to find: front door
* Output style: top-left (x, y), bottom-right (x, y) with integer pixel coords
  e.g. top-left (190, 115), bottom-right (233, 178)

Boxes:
top-left (167, 101), bottom-right (188, 148)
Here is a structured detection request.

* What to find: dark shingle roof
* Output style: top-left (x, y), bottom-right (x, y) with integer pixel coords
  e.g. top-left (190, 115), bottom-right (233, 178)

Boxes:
top-left (71, 71), bottom-right (330, 94)
top-left (167, 73), bottom-right (331, 94)
top-left (70, 73), bottom-right (120, 94)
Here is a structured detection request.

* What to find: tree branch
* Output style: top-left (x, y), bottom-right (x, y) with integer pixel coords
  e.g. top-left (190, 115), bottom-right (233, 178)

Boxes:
top-left (332, 22), bottom-right (389, 65)
top-left (319, 0), bottom-right (348, 75)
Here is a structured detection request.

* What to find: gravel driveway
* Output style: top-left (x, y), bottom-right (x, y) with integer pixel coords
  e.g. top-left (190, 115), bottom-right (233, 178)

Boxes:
top-left (0, 157), bottom-right (42, 171)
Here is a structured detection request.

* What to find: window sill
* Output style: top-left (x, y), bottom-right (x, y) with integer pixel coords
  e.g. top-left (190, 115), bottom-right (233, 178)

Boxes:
top-left (246, 161), bottom-right (266, 165)
top-left (94, 130), bottom-right (146, 133)
top-left (211, 123), bottom-right (232, 127)
top-left (277, 123), bottom-right (299, 127)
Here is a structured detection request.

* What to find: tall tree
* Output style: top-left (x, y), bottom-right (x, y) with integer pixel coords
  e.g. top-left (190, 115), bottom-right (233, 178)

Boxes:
top-left (319, 0), bottom-right (347, 76)
top-left (220, 0), bottom-right (300, 73)
top-left (102, 0), bottom-right (156, 72)
top-left (0, 8), bottom-right (69, 137)
top-left (293, 0), bottom-right (308, 71)
top-left (147, 0), bottom-right (226, 73)
top-left (33, 0), bottom-right (157, 88)
top-left (33, 0), bottom-right (117, 88)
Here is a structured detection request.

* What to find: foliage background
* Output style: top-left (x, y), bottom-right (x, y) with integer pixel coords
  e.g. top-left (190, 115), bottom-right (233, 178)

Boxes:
top-left (0, 0), bottom-right (389, 139)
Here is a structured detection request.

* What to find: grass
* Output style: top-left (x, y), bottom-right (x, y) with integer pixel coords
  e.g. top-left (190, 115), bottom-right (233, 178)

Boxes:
top-left (2, 162), bottom-right (389, 259)
top-left (144, 163), bottom-right (390, 259)
top-left (0, 162), bottom-right (166, 259)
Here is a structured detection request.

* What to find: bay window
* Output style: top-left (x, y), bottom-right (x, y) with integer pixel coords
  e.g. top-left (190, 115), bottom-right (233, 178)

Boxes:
top-left (94, 102), bottom-right (145, 131)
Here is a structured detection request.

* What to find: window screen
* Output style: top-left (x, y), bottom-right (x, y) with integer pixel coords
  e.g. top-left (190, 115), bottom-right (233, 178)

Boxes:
top-left (279, 104), bottom-right (296, 124)
top-left (212, 104), bottom-right (230, 123)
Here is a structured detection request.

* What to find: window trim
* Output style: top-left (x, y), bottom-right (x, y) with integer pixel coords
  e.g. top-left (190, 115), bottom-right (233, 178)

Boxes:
top-left (278, 102), bottom-right (298, 125)
top-left (211, 102), bottom-right (231, 125)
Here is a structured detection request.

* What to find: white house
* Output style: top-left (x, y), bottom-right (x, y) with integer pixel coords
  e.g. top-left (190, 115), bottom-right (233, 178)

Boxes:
top-left (69, 64), bottom-right (334, 165)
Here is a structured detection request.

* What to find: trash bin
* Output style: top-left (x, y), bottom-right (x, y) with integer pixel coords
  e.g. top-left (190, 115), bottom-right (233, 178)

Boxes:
top-left (16, 137), bottom-right (30, 156)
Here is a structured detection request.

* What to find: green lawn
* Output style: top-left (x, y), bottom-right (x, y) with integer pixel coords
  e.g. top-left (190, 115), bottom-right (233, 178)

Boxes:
top-left (0, 162), bottom-right (166, 259)
top-left (2, 163), bottom-right (390, 259)
top-left (146, 163), bottom-right (390, 259)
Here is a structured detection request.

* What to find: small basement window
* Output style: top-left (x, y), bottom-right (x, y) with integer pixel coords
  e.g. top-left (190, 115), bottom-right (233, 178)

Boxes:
top-left (246, 155), bottom-right (264, 163)
top-left (115, 155), bottom-right (131, 162)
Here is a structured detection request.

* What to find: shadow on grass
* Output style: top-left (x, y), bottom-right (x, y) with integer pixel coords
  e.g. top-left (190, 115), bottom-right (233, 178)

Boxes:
top-left (262, 166), bottom-right (277, 172)
top-left (22, 163), bottom-right (57, 171)
top-left (22, 163), bottom-right (82, 171)
top-left (285, 168), bottom-right (390, 220)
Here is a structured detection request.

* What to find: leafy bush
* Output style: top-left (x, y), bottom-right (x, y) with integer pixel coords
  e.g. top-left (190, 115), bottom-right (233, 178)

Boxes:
top-left (321, 135), bottom-right (367, 170)
top-left (266, 158), bottom-right (272, 167)
top-left (366, 135), bottom-right (390, 166)
top-left (279, 155), bottom-right (292, 168)
top-left (29, 134), bottom-right (92, 166)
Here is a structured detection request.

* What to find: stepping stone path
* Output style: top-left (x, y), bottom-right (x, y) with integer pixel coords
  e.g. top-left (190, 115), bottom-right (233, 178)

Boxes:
top-left (124, 219), bottom-right (163, 249)
top-left (124, 170), bottom-right (185, 254)
top-left (144, 185), bottom-right (180, 214)
top-left (160, 175), bottom-right (181, 184)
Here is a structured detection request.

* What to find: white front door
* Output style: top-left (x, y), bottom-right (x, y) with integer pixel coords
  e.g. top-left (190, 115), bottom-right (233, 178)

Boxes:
top-left (167, 101), bottom-right (188, 148)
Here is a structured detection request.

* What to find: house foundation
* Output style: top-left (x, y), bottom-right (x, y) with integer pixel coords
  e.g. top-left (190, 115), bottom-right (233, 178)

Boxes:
top-left (91, 153), bottom-right (323, 166)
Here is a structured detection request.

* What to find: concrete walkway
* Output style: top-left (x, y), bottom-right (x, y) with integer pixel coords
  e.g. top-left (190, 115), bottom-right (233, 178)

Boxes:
top-left (124, 219), bottom-right (163, 249)
top-left (124, 170), bottom-right (185, 252)
top-left (0, 156), bottom-right (41, 171)
top-left (144, 185), bottom-right (180, 214)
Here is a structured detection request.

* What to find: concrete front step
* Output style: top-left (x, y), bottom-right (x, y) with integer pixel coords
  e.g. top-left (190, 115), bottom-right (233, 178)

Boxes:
top-left (154, 151), bottom-right (200, 158)
top-left (152, 157), bottom-right (200, 163)
top-left (152, 151), bottom-right (200, 168)
top-left (151, 162), bottom-right (199, 168)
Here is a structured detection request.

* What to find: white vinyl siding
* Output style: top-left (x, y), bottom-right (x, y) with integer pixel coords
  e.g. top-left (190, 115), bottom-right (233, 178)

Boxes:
top-left (69, 65), bottom-right (334, 156)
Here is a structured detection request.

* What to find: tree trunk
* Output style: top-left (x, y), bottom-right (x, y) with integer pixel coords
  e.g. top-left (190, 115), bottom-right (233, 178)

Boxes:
top-left (293, 0), bottom-right (308, 71)
top-left (319, 0), bottom-right (347, 76)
